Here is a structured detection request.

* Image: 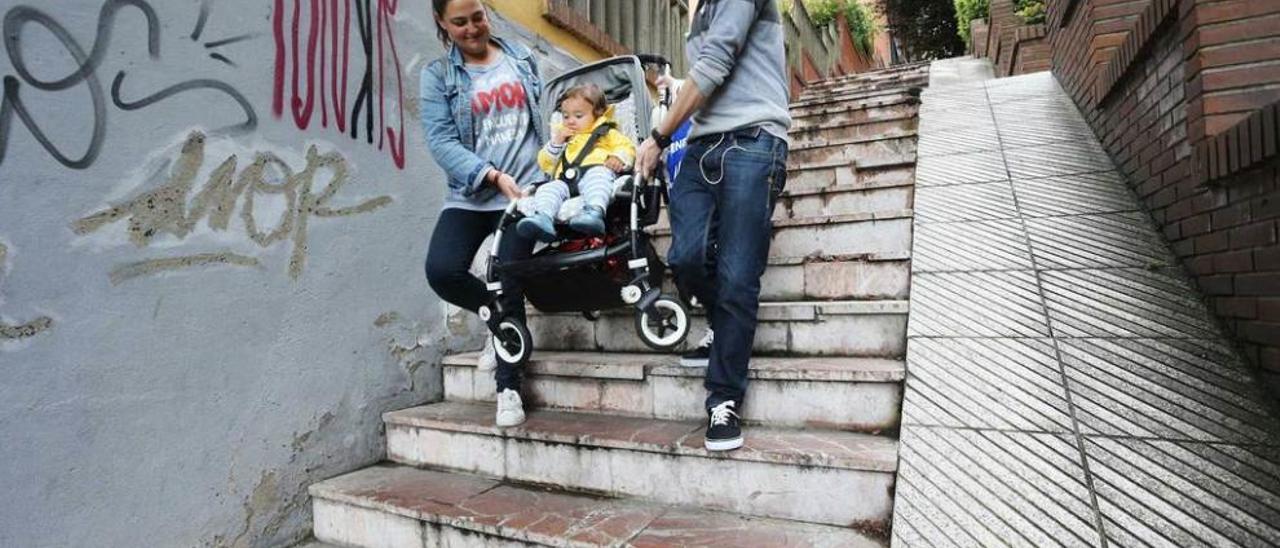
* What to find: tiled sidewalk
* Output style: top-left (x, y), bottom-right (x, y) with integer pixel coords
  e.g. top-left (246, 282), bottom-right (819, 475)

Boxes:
top-left (892, 58), bottom-right (1280, 547)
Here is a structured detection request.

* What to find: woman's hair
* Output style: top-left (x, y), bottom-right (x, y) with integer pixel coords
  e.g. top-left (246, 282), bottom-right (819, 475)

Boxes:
top-left (558, 84), bottom-right (608, 117)
top-left (432, 0), bottom-right (453, 45)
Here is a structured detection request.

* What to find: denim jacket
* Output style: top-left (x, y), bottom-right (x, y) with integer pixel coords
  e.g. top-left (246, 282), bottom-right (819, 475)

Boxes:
top-left (419, 36), bottom-right (546, 201)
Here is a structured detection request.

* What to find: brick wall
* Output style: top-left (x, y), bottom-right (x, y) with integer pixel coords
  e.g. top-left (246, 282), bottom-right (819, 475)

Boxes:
top-left (975, 0), bottom-right (1052, 76)
top-left (1047, 0), bottom-right (1280, 385)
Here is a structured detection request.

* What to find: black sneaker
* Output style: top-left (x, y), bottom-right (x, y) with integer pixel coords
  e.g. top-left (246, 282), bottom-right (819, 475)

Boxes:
top-left (705, 400), bottom-right (743, 451)
top-left (679, 329), bottom-right (713, 367)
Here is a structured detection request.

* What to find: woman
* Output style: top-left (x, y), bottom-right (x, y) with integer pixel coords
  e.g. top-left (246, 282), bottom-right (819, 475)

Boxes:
top-left (420, 0), bottom-right (544, 427)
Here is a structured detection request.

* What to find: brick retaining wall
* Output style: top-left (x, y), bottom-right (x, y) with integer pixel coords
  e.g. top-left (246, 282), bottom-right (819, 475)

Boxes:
top-left (1048, 0), bottom-right (1280, 382)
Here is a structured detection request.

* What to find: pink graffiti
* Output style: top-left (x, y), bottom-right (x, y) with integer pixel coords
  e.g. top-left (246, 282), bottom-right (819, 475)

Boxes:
top-left (272, 0), bottom-right (404, 169)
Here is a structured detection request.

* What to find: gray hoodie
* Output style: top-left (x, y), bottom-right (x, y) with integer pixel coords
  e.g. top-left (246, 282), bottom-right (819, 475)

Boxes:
top-left (685, 0), bottom-right (792, 142)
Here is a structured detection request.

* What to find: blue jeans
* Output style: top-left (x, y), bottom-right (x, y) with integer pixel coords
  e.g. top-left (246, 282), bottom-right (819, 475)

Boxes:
top-left (667, 127), bottom-right (788, 410)
top-left (425, 207), bottom-right (534, 391)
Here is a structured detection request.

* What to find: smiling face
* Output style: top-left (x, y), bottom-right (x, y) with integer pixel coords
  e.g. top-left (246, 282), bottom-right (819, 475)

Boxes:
top-left (559, 96), bottom-right (597, 134)
top-left (437, 0), bottom-right (491, 60)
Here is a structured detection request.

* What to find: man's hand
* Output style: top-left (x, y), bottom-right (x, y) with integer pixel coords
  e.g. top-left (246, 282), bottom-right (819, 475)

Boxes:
top-left (604, 155), bottom-right (627, 173)
top-left (636, 137), bottom-right (662, 178)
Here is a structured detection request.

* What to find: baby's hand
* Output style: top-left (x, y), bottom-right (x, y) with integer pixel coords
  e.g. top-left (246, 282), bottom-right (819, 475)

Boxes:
top-left (604, 156), bottom-right (626, 173)
top-left (552, 125), bottom-right (574, 145)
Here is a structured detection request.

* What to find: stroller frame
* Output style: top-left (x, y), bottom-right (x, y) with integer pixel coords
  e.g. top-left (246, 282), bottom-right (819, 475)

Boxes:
top-left (475, 55), bottom-right (690, 367)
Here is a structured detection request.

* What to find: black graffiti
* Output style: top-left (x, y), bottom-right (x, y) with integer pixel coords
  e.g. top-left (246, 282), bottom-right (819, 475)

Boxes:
top-left (350, 0), bottom-right (374, 144)
top-left (0, 0), bottom-right (259, 171)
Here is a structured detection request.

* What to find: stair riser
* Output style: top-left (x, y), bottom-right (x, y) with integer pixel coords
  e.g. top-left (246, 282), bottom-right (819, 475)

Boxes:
top-left (526, 312), bottom-right (908, 357)
top-left (759, 259), bottom-right (910, 301)
top-left (444, 366), bottom-right (902, 431)
top-left (790, 118), bottom-right (917, 145)
top-left (653, 216), bottom-right (913, 260)
top-left (651, 257), bottom-right (908, 300)
top-left (786, 164), bottom-right (914, 195)
top-left (653, 184), bottom-right (912, 227)
top-left (791, 103), bottom-right (916, 126)
top-left (314, 499), bottom-right (541, 547)
top-left (775, 186), bottom-right (913, 221)
top-left (385, 426), bottom-right (895, 527)
top-left (788, 139), bottom-right (917, 168)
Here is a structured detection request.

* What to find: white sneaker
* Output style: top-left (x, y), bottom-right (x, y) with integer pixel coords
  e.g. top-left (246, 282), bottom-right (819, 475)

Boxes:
top-left (477, 336), bottom-right (497, 372)
top-left (495, 388), bottom-right (526, 427)
top-left (679, 329), bottom-right (713, 367)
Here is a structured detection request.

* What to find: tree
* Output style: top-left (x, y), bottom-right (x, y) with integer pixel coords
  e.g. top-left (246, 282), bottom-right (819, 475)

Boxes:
top-left (953, 0), bottom-right (989, 44)
top-left (881, 0), bottom-right (965, 62)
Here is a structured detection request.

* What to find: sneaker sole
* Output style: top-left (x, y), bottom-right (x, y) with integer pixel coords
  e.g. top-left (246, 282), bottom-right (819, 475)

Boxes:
top-left (679, 358), bottom-right (709, 367)
top-left (704, 436), bottom-right (743, 451)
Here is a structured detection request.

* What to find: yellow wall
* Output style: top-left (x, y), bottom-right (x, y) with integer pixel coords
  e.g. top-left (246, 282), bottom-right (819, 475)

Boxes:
top-left (485, 0), bottom-right (608, 62)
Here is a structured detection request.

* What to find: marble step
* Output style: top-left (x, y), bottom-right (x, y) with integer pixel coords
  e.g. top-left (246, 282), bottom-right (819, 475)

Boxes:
top-left (790, 87), bottom-right (918, 110)
top-left (651, 209), bottom-right (915, 262)
top-left (653, 176), bottom-right (914, 228)
top-left (310, 464), bottom-right (885, 548)
top-left (790, 97), bottom-right (918, 123)
top-left (646, 252), bottom-right (909, 302)
top-left (786, 155), bottom-right (915, 195)
top-left (382, 402), bottom-right (898, 528)
top-left (787, 134), bottom-right (917, 168)
top-left (526, 300), bottom-right (910, 357)
top-left (443, 351), bottom-right (905, 432)
top-left (759, 253), bottom-right (911, 301)
top-left (799, 81), bottom-right (927, 103)
top-left (789, 115), bottom-right (919, 144)
top-left (645, 252), bottom-right (908, 303)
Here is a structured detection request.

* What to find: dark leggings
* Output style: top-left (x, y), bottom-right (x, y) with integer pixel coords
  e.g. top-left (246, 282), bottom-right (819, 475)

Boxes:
top-left (425, 207), bottom-right (533, 392)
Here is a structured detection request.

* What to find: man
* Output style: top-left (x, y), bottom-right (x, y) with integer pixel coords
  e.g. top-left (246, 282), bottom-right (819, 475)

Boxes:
top-left (636, 0), bottom-right (790, 451)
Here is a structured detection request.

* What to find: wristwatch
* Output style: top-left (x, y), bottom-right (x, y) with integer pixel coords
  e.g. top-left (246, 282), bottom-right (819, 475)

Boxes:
top-left (651, 128), bottom-right (672, 150)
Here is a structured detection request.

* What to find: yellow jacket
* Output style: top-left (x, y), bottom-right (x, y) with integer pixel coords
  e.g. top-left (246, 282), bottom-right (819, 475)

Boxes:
top-left (538, 106), bottom-right (635, 178)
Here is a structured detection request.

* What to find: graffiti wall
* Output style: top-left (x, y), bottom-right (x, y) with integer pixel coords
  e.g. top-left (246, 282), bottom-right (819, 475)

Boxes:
top-left (0, 1), bottom-right (578, 546)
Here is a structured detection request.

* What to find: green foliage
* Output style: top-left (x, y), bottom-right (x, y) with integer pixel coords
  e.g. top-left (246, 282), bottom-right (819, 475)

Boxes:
top-left (1015, 0), bottom-right (1046, 24)
top-left (953, 0), bottom-right (989, 44)
top-left (882, 0), bottom-right (965, 61)
top-left (797, 0), bottom-right (881, 55)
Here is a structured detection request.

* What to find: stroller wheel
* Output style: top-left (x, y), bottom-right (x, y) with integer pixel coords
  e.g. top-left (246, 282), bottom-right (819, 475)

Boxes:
top-left (493, 318), bottom-right (532, 367)
top-left (635, 296), bottom-right (690, 352)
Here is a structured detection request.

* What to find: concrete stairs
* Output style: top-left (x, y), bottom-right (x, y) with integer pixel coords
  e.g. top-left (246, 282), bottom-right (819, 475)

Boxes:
top-left (308, 63), bottom-right (928, 547)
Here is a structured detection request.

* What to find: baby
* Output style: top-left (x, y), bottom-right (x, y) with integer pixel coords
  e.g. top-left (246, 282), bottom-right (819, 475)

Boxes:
top-left (517, 83), bottom-right (635, 242)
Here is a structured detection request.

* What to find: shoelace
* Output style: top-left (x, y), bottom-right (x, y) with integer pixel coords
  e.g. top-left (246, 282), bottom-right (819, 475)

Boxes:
top-left (709, 401), bottom-right (738, 427)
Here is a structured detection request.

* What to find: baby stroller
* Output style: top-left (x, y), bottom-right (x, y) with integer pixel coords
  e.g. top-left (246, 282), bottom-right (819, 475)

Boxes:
top-left (476, 55), bottom-right (690, 367)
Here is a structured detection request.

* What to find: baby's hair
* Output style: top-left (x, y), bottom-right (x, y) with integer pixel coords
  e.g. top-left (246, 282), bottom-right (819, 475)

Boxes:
top-left (558, 83), bottom-right (607, 117)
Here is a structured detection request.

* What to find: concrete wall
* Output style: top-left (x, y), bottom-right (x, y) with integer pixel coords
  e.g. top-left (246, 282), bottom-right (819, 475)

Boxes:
top-left (0, 1), bottom-right (577, 547)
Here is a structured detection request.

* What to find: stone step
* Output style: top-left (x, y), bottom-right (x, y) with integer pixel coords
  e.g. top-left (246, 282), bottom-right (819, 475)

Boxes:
top-left (651, 209), bottom-right (915, 262)
top-left (790, 96), bottom-right (918, 122)
top-left (443, 351), bottom-right (904, 432)
top-left (790, 128), bottom-right (920, 158)
top-left (526, 300), bottom-right (910, 357)
top-left (382, 402), bottom-right (898, 528)
top-left (310, 464), bottom-right (885, 547)
top-left (799, 80), bottom-right (927, 102)
top-left (790, 87), bottom-right (918, 110)
top-left (759, 253), bottom-right (911, 301)
top-left (787, 135), bottom-right (917, 168)
top-left (654, 176), bottom-right (914, 229)
top-left (787, 156), bottom-right (915, 195)
top-left (789, 115), bottom-right (919, 144)
top-left (648, 252), bottom-right (909, 302)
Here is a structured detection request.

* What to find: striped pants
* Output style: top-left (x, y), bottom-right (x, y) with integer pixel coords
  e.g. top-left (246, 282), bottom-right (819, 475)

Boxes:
top-left (528, 165), bottom-right (615, 219)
